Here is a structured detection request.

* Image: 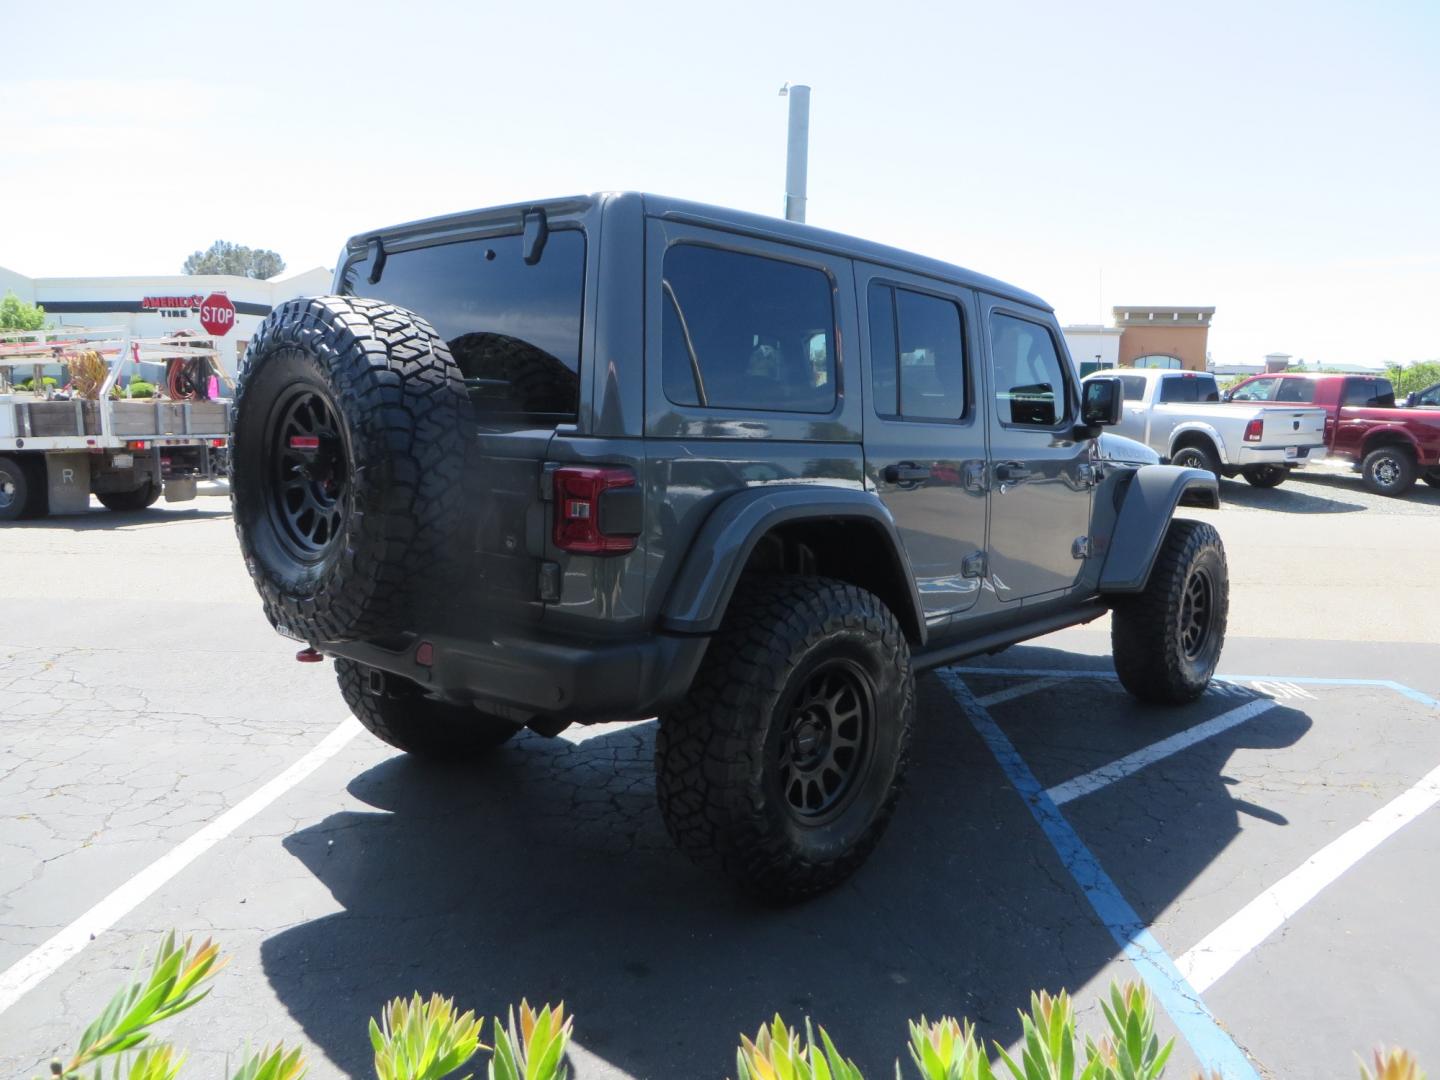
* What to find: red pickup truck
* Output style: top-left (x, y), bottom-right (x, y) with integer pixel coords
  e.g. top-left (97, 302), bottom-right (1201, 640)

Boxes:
top-left (1225, 373), bottom-right (1440, 496)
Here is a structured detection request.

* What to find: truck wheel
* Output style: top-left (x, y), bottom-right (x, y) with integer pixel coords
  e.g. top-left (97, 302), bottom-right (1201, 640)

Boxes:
top-left (97, 480), bottom-right (161, 512)
top-left (1360, 446), bottom-right (1416, 496)
top-left (336, 658), bottom-right (521, 758)
top-left (0, 455), bottom-right (35, 522)
top-left (1170, 442), bottom-right (1221, 482)
top-left (655, 576), bottom-right (914, 901)
top-left (1111, 519), bottom-right (1228, 705)
top-left (1241, 465), bottom-right (1287, 488)
top-left (231, 297), bottom-right (470, 643)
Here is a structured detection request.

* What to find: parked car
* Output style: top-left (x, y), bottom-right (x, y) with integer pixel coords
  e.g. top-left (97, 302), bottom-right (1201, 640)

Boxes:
top-left (1404, 381), bottom-right (1440, 409)
top-left (1224, 372), bottom-right (1440, 494)
top-left (231, 192), bottom-right (1228, 900)
top-left (1081, 368), bottom-right (1327, 488)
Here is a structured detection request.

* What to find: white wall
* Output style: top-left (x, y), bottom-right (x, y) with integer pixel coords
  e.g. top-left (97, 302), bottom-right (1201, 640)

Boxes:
top-left (1061, 325), bottom-right (1122, 373)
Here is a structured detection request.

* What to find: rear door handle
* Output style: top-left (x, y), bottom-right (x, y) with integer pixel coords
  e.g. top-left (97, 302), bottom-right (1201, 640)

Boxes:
top-left (883, 462), bottom-right (932, 483)
top-left (994, 462), bottom-right (1032, 482)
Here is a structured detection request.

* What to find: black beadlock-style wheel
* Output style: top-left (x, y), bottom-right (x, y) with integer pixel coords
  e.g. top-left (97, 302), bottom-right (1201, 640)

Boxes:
top-left (0, 455), bottom-right (34, 522)
top-left (1111, 519), bottom-right (1229, 704)
top-left (97, 480), bottom-right (161, 512)
top-left (335, 658), bottom-right (521, 758)
top-left (1170, 442), bottom-right (1222, 483)
top-left (655, 576), bottom-right (914, 902)
top-left (1241, 465), bottom-right (1287, 488)
top-left (231, 296), bottom-right (470, 644)
top-left (1359, 445), bottom-right (1417, 497)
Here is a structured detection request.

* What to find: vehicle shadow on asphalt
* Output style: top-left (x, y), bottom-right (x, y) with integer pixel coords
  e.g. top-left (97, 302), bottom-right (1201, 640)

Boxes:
top-left (1289, 471), bottom-right (1440, 508)
top-left (9, 506), bottom-right (231, 530)
top-left (261, 647), bottom-right (1312, 1079)
top-left (1216, 477), bottom-right (1366, 513)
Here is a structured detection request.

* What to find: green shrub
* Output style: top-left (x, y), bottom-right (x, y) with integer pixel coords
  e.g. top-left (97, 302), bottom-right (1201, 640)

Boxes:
top-left (1386, 360), bottom-right (1440, 399)
top-left (126, 380), bottom-right (157, 399)
top-left (31, 931), bottom-right (1428, 1080)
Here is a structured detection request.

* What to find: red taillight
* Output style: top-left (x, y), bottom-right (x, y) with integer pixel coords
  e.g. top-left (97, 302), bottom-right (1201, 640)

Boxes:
top-left (127, 440), bottom-right (150, 450)
top-left (210, 438), bottom-right (226, 448)
top-left (289, 435), bottom-right (320, 450)
top-left (1244, 419), bottom-right (1263, 442)
top-left (553, 466), bottom-right (639, 554)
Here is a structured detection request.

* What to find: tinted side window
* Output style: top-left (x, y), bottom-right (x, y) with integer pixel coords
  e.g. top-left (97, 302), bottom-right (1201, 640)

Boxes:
top-left (1375, 379), bottom-right (1396, 407)
top-left (1119, 375), bottom-right (1147, 401)
top-left (1159, 376), bottom-right (1199, 404)
top-left (989, 314), bottom-right (1067, 427)
top-left (1419, 384), bottom-right (1440, 406)
top-left (1275, 378), bottom-right (1316, 403)
top-left (662, 245), bottom-right (835, 413)
top-left (349, 231), bottom-right (585, 425)
top-left (870, 285), bottom-right (966, 421)
top-left (1342, 378), bottom-right (1385, 406)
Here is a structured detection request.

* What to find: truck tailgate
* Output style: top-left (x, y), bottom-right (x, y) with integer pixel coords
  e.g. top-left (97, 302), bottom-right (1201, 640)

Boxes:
top-left (1258, 407), bottom-right (1326, 446)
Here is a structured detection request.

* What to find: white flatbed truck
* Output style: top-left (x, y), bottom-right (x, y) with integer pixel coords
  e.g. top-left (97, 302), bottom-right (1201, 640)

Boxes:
top-left (0, 328), bottom-right (231, 521)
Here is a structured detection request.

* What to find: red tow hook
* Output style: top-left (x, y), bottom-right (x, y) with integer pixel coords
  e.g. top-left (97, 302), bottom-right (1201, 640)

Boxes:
top-left (296, 647), bottom-right (324, 663)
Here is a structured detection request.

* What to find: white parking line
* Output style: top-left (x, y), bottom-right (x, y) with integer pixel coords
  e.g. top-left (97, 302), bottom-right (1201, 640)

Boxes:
top-left (1046, 698), bottom-right (1279, 806)
top-left (1177, 759), bottom-right (1440, 993)
top-left (0, 718), bottom-right (361, 1017)
top-left (975, 676), bottom-right (1068, 708)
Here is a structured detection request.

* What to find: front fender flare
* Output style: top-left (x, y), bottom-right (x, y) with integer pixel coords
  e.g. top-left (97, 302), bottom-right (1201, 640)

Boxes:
top-left (1098, 464), bottom-right (1219, 594)
top-left (659, 485), bottom-right (926, 643)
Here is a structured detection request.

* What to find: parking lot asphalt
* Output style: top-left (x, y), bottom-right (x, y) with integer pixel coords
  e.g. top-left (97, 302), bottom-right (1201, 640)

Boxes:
top-left (2, 469), bottom-right (1437, 1079)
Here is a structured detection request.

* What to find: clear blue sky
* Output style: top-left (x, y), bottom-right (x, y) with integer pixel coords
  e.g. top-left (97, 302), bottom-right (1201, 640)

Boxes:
top-left (2, 0), bottom-right (1436, 367)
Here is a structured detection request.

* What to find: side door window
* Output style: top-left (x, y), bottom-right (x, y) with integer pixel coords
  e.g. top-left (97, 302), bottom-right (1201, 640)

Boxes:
top-left (989, 314), bottom-right (1069, 428)
top-left (1275, 378), bottom-right (1316, 403)
top-left (1231, 377), bottom-right (1279, 402)
top-left (868, 283), bottom-right (967, 420)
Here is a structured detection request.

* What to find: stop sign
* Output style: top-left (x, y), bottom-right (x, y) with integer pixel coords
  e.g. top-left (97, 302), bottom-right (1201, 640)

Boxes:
top-left (199, 292), bottom-right (236, 336)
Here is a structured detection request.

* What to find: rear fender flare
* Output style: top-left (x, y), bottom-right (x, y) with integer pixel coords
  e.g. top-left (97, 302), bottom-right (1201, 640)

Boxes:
top-left (659, 485), bottom-right (926, 643)
top-left (1099, 464), bottom-right (1219, 594)
top-left (1169, 422), bottom-right (1227, 465)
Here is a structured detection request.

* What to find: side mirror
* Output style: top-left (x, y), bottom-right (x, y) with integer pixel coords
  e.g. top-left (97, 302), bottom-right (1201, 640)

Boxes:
top-left (1220, 389), bottom-right (1233, 403)
top-left (1405, 392), bottom-right (1418, 407)
top-left (1081, 377), bottom-right (1123, 427)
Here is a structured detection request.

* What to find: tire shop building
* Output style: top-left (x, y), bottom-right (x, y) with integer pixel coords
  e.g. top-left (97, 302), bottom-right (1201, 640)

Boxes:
top-left (0, 264), bottom-right (332, 379)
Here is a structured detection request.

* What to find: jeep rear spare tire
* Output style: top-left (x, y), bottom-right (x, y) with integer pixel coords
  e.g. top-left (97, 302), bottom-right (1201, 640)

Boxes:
top-left (231, 297), bottom-right (470, 643)
top-left (1111, 519), bottom-right (1229, 704)
top-left (655, 576), bottom-right (914, 901)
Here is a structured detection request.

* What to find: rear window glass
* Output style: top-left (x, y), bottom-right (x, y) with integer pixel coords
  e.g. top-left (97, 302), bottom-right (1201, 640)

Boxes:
top-left (1159, 374), bottom-right (1220, 404)
top-left (344, 230), bottom-right (586, 425)
top-left (662, 244), bottom-right (836, 414)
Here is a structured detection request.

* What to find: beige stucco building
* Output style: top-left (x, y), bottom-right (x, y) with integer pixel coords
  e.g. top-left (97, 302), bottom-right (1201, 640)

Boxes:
top-left (1112, 306), bottom-right (1215, 371)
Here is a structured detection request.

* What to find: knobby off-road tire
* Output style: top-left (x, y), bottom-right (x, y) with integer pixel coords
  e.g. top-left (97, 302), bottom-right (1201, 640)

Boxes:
top-left (655, 576), bottom-right (914, 902)
top-left (231, 297), bottom-right (469, 643)
top-left (335, 658), bottom-right (520, 758)
top-left (1112, 519), bottom-right (1229, 705)
top-left (1241, 464), bottom-right (1287, 488)
top-left (1359, 445), bottom-right (1417, 497)
top-left (97, 480), bottom-right (161, 512)
top-left (0, 455), bottom-right (36, 522)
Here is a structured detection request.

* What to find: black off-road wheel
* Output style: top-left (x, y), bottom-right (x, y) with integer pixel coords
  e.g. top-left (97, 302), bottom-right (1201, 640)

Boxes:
top-left (1359, 445), bottom-right (1417, 497)
top-left (231, 297), bottom-right (470, 643)
top-left (1111, 519), bottom-right (1229, 705)
top-left (1241, 465), bottom-right (1287, 488)
top-left (655, 576), bottom-right (914, 902)
top-left (336, 658), bottom-right (521, 758)
top-left (0, 455), bottom-right (37, 522)
top-left (1170, 442), bottom-right (1222, 483)
top-left (97, 480), bottom-right (161, 512)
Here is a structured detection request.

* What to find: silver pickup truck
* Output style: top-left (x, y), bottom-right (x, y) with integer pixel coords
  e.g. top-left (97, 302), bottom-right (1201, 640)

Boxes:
top-left (1082, 369), bottom-right (1327, 488)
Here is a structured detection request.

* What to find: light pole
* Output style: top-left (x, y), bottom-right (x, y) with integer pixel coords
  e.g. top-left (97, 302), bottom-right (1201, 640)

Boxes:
top-left (778, 83), bottom-right (810, 223)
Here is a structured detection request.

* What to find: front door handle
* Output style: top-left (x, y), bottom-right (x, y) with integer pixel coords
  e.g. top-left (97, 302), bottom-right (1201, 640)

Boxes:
top-left (994, 462), bottom-right (1033, 482)
top-left (883, 462), bottom-right (932, 484)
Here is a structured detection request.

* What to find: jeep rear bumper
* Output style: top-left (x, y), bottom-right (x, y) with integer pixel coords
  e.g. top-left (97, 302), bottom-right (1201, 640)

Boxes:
top-left (325, 628), bottom-right (711, 725)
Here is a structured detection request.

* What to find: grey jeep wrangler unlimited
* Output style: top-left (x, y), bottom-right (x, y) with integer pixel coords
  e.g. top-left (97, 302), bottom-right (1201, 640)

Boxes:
top-left (232, 193), bottom-right (1226, 900)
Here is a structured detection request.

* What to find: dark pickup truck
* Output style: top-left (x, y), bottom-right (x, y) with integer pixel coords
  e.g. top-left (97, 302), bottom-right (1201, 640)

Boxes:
top-left (1225, 372), bottom-right (1440, 495)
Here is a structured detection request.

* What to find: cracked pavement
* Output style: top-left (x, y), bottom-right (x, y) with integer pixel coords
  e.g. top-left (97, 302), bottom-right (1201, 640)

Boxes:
top-left (2, 494), bottom-right (1439, 1079)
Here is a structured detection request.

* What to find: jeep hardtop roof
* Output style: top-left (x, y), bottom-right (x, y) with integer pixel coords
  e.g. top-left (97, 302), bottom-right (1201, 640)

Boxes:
top-left (339, 192), bottom-right (1052, 313)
